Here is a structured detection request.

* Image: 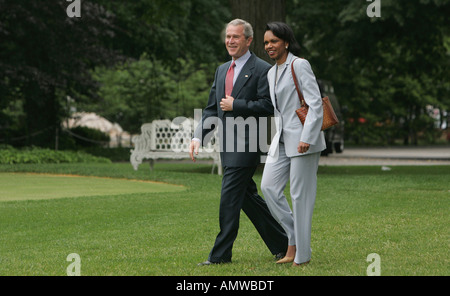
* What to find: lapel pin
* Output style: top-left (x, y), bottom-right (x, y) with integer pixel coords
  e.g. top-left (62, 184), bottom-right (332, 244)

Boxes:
top-left (245, 75), bottom-right (249, 78)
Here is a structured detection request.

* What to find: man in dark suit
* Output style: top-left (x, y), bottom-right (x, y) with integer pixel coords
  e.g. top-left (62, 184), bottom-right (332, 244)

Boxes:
top-left (190, 19), bottom-right (288, 265)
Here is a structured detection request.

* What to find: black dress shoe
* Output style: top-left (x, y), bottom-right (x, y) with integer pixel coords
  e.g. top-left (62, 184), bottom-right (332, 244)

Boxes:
top-left (274, 253), bottom-right (286, 261)
top-left (197, 260), bottom-right (231, 266)
top-left (197, 260), bottom-right (217, 266)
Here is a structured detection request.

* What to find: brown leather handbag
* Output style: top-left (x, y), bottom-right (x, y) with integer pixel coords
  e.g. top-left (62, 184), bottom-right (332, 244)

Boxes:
top-left (291, 59), bottom-right (339, 131)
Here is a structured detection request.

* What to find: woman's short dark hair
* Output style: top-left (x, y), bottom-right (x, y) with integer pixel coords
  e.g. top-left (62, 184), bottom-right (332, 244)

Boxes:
top-left (265, 22), bottom-right (301, 56)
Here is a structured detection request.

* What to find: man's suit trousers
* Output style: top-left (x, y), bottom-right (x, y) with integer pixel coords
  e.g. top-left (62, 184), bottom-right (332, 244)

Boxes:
top-left (208, 166), bottom-right (288, 263)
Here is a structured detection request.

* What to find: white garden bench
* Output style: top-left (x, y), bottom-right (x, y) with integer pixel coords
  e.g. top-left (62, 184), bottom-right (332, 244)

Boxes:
top-left (130, 118), bottom-right (222, 175)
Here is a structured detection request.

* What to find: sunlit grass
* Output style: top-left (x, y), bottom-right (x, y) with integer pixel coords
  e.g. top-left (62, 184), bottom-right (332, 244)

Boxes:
top-left (0, 163), bottom-right (448, 275)
top-left (0, 172), bottom-right (184, 201)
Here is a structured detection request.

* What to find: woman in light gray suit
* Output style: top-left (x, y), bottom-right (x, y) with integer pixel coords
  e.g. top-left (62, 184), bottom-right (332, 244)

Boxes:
top-left (261, 22), bottom-right (326, 266)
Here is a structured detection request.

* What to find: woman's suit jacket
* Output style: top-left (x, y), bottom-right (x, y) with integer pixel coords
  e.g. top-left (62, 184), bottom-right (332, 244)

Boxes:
top-left (267, 52), bottom-right (326, 160)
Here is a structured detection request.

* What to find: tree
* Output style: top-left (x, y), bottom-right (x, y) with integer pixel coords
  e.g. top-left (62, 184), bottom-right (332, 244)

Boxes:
top-left (229, 0), bottom-right (286, 63)
top-left (0, 0), bottom-right (231, 147)
top-left (80, 0), bottom-right (231, 131)
top-left (96, 0), bottom-right (231, 66)
top-left (86, 54), bottom-right (212, 133)
top-left (288, 0), bottom-right (450, 145)
top-left (0, 0), bottom-right (120, 147)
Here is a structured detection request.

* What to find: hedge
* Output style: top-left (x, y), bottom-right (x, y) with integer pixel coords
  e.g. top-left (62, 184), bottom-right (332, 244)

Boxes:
top-left (0, 146), bottom-right (111, 164)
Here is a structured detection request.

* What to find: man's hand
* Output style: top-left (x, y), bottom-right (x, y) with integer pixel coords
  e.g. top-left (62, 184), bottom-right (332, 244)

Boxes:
top-left (297, 141), bottom-right (310, 154)
top-left (189, 140), bottom-right (200, 162)
top-left (220, 95), bottom-right (234, 111)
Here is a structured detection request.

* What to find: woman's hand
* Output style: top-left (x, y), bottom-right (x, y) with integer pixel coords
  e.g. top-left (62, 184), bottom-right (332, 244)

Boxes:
top-left (297, 141), bottom-right (310, 153)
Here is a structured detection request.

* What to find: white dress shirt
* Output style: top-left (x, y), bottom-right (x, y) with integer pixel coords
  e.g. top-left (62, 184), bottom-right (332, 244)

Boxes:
top-left (230, 50), bottom-right (251, 86)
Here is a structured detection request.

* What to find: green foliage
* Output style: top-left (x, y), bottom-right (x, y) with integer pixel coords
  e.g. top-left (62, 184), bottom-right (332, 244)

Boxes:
top-left (95, 0), bottom-right (231, 65)
top-left (89, 54), bottom-right (175, 132)
top-left (2, 0), bottom-right (448, 147)
top-left (0, 146), bottom-right (111, 165)
top-left (0, 1), bottom-right (120, 147)
top-left (0, 82), bottom-right (25, 133)
top-left (68, 127), bottom-right (110, 148)
top-left (0, 0), bottom-right (230, 146)
top-left (83, 54), bottom-right (213, 133)
top-left (173, 58), bottom-right (216, 118)
top-left (82, 147), bottom-right (131, 162)
top-left (288, 0), bottom-right (450, 145)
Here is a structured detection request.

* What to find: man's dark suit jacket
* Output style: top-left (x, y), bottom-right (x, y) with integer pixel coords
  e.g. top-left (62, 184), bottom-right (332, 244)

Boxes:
top-left (194, 52), bottom-right (274, 167)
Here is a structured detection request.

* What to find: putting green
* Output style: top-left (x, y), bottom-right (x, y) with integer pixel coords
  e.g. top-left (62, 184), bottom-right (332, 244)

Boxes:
top-left (0, 173), bottom-right (185, 201)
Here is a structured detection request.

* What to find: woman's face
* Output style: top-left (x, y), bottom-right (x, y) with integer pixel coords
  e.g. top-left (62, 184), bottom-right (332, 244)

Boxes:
top-left (264, 30), bottom-right (289, 63)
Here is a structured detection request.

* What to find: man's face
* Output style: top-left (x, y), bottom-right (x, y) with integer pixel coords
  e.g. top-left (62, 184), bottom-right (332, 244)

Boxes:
top-left (225, 24), bottom-right (252, 60)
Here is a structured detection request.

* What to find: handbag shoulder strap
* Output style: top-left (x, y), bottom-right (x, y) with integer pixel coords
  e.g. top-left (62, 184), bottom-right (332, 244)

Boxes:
top-left (291, 58), bottom-right (307, 107)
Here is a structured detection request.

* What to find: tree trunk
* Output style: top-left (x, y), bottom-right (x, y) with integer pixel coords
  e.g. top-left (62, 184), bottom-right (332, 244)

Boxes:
top-left (229, 0), bottom-right (285, 64)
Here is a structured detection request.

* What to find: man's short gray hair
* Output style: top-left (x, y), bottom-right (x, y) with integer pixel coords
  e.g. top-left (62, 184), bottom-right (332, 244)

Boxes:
top-left (227, 19), bottom-right (253, 39)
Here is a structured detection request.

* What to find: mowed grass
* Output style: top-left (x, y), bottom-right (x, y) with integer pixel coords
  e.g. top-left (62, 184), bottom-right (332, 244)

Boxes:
top-left (0, 173), bottom-right (184, 201)
top-left (0, 162), bottom-right (448, 276)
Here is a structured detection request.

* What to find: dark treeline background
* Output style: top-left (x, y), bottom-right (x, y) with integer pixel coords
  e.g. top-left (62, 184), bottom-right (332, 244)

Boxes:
top-left (0, 0), bottom-right (449, 149)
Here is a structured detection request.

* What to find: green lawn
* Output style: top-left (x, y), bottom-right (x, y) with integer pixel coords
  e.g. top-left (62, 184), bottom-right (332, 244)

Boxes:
top-left (0, 172), bottom-right (184, 201)
top-left (0, 162), bottom-right (448, 276)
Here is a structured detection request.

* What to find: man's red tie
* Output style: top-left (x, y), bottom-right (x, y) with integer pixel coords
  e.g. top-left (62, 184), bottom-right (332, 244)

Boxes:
top-left (225, 61), bottom-right (236, 96)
